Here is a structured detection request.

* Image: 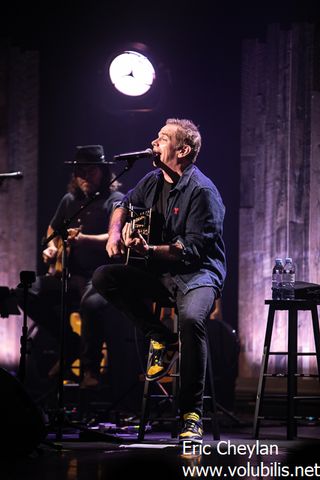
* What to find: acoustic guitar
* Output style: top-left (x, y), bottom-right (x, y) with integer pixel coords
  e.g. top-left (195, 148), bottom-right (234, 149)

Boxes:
top-left (125, 204), bottom-right (152, 266)
top-left (46, 227), bottom-right (81, 277)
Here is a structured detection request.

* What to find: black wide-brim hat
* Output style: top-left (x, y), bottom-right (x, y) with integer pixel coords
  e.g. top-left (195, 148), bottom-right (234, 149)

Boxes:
top-left (64, 145), bottom-right (109, 165)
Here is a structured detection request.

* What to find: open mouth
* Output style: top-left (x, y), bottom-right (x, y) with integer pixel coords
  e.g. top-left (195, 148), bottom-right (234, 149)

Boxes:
top-left (152, 151), bottom-right (161, 166)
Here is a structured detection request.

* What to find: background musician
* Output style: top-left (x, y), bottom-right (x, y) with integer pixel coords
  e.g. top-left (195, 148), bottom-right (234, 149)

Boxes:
top-left (15, 145), bottom-right (124, 388)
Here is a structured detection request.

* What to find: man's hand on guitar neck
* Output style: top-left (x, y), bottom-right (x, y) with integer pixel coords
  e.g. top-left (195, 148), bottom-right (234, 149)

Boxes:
top-left (66, 227), bottom-right (82, 244)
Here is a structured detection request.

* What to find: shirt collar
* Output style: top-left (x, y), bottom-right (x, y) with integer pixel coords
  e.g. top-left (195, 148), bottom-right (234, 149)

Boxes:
top-left (172, 163), bottom-right (195, 191)
top-left (155, 162), bottom-right (195, 191)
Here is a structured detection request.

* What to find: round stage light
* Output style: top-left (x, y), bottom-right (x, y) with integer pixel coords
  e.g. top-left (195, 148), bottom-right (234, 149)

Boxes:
top-left (108, 50), bottom-right (156, 97)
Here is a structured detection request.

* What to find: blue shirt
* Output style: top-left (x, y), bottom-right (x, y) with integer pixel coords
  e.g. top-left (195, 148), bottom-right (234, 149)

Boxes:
top-left (118, 164), bottom-right (226, 294)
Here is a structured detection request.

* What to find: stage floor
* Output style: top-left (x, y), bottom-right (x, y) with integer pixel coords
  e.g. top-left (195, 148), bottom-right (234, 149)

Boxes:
top-left (2, 415), bottom-right (320, 480)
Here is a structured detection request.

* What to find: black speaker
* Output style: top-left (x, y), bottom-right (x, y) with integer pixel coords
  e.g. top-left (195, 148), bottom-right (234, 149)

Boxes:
top-left (294, 281), bottom-right (320, 300)
top-left (0, 368), bottom-right (46, 456)
top-left (207, 319), bottom-right (240, 411)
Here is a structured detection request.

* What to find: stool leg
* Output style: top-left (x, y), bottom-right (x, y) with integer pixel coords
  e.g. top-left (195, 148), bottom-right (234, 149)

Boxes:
top-left (170, 312), bottom-right (180, 438)
top-left (287, 307), bottom-right (298, 440)
top-left (311, 306), bottom-right (320, 382)
top-left (170, 348), bottom-right (180, 438)
top-left (206, 342), bottom-right (220, 440)
top-left (138, 345), bottom-right (153, 441)
top-left (138, 303), bottom-right (162, 441)
top-left (253, 305), bottom-right (275, 438)
top-left (138, 380), bottom-right (150, 441)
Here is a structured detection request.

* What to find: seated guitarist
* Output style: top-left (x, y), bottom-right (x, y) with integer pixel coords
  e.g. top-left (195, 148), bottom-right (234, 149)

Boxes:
top-left (93, 118), bottom-right (227, 444)
top-left (15, 145), bottom-right (123, 388)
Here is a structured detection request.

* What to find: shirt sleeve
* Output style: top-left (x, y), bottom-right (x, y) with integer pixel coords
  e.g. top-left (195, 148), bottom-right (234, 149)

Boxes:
top-left (173, 186), bottom-right (225, 268)
top-left (107, 191), bottom-right (125, 212)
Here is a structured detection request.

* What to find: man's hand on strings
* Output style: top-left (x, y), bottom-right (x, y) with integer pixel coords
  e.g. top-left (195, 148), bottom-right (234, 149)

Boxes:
top-left (106, 231), bottom-right (126, 258)
top-left (122, 222), bottom-right (148, 256)
top-left (42, 245), bottom-right (58, 264)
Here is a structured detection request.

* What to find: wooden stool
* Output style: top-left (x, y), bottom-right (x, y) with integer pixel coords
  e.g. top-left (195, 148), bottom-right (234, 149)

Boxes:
top-left (138, 302), bottom-right (220, 441)
top-left (253, 299), bottom-right (320, 439)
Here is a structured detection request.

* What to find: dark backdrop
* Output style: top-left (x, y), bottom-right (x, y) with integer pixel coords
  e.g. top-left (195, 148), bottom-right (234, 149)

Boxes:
top-left (2, 1), bottom-right (318, 331)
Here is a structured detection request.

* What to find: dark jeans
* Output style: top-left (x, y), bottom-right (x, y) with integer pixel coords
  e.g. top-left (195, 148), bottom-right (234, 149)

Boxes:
top-left (79, 280), bottom-right (123, 373)
top-left (92, 264), bottom-right (216, 417)
top-left (15, 274), bottom-right (114, 372)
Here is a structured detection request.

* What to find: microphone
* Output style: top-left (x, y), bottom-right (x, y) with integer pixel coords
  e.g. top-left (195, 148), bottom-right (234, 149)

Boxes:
top-left (0, 171), bottom-right (23, 179)
top-left (113, 148), bottom-right (156, 162)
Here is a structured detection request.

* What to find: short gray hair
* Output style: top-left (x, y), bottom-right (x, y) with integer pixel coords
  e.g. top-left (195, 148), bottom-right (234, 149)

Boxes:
top-left (166, 118), bottom-right (202, 162)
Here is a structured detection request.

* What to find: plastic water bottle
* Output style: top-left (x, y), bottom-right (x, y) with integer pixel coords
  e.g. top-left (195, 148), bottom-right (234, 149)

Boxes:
top-left (282, 257), bottom-right (295, 300)
top-left (272, 258), bottom-right (284, 300)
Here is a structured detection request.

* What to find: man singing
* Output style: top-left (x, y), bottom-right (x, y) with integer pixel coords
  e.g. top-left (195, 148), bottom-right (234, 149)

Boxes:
top-left (93, 118), bottom-right (226, 443)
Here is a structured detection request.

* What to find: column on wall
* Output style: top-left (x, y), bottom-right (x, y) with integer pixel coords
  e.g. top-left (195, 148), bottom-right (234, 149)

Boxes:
top-left (0, 46), bottom-right (38, 368)
top-left (239, 24), bottom-right (320, 377)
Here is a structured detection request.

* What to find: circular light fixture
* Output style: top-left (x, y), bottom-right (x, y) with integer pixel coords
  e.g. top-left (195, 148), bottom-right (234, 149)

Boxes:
top-left (109, 50), bottom-right (156, 97)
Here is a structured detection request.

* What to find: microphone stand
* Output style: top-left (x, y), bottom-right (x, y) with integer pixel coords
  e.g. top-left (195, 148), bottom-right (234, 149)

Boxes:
top-left (42, 160), bottom-right (137, 442)
top-left (0, 171), bottom-right (23, 185)
top-left (17, 271), bottom-right (36, 384)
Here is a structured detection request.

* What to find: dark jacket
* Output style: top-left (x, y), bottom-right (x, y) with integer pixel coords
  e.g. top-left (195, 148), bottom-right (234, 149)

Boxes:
top-left (118, 164), bottom-right (226, 294)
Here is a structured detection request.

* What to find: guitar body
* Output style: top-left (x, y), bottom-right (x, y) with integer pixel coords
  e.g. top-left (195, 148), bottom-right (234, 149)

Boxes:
top-left (46, 228), bottom-right (80, 277)
top-left (47, 237), bottom-right (68, 277)
top-left (125, 204), bottom-right (152, 267)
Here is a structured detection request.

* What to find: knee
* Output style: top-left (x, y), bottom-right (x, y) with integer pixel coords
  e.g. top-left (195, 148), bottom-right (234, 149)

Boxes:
top-left (179, 314), bottom-right (206, 338)
top-left (92, 264), bottom-right (121, 296)
top-left (80, 296), bottom-right (96, 317)
top-left (80, 293), bottom-right (108, 317)
top-left (92, 265), bottom-right (110, 293)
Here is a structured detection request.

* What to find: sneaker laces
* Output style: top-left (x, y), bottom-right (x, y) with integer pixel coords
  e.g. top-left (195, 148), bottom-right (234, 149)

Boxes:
top-left (181, 419), bottom-right (199, 433)
top-left (183, 412), bottom-right (200, 422)
top-left (181, 413), bottom-right (202, 434)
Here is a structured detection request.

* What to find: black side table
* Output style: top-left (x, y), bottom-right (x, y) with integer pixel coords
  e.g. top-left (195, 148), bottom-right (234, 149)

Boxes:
top-left (253, 299), bottom-right (320, 439)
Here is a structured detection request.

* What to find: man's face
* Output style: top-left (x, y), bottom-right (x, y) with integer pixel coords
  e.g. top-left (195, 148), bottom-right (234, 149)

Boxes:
top-left (151, 124), bottom-right (180, 166)
top-left (74, 165), bottom-right (103, 195)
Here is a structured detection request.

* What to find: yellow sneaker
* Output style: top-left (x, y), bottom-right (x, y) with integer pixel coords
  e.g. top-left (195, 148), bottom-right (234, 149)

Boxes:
top-left (146, 340), bottom-right (178, 381)
top-left (179, 412), bottom-right (203, 444)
